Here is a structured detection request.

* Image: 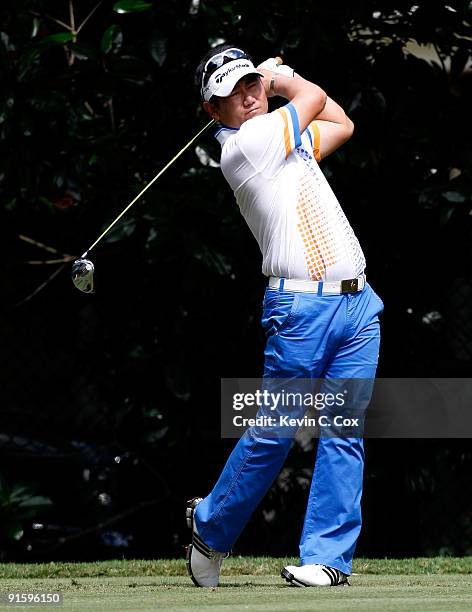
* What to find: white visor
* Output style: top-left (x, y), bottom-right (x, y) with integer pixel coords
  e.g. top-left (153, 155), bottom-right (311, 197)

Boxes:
top-left (201, 59), bottom-right (264, 102)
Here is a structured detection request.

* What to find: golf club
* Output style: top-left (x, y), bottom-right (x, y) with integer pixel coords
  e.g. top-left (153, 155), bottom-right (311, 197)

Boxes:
top-left (71, 118), bottom-right (215, 293)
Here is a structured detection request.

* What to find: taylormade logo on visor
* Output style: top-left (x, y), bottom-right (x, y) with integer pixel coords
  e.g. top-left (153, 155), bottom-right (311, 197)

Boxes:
top-left (214, 61), bottom-right (251, 84)
top-left (202, 58), bottom-right (261, 101)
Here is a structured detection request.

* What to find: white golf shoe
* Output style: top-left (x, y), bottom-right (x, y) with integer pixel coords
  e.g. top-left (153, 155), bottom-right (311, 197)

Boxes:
top-left (281, 563), bottom-right (349, 587)
top-left (185, 497), bottom-right (229, 587)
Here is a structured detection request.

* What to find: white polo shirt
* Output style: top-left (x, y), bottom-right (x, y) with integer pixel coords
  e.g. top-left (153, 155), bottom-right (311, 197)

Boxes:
top-left (215, 103), bottom-right (366, 282)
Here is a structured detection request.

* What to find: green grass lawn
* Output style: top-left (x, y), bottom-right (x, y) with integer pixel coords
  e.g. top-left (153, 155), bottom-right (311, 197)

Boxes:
top-left (0, 558), bottom-right (471, 611)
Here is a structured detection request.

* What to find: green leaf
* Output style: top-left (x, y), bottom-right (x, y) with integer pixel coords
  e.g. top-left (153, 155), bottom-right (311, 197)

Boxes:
top-left (40, 32), bottom-right (74, 44)
top-left (284, 28), bottom-right (302, 49)
top-left (144, 427), bottom-right (169, 444)
top-left (31, 18), bottom-right (40, 38)
top-left (9, 484), bottom-right (35, 503)
top-left (370, 86), bottom-right (387, 113)
top-left (5, 520), bottom-right (24, 541)
top-left (148, 31), bottom-right (166, 66)
top-left (101, 25), bottom-right (123, 54)
top-left (129, 346), bottom-right (145, 358)
top-left (0, 476), bottom-right (10, 499)
top-left (113, 0), bottom-right (153, 14)
top-left (347, 92), bottom-right (362, 114)
top-left (39, 196), bottom-right (55, 213)
top-left (194, 245), bottom-right (231, 275)
top-left (110, 55), bottom-right (153, 86)
top-left (17, 495), bottom-right (52, 508)
top-left (144, 407), bottom-right (161, 418)
top-left (0, 31), bottom-right (8, 49)
top-left (201, 4), bottom-right (217, 17)
top-left (442, 191), bottom-right (466, 203)
top-left (17, 49), bottom-right (41, 81)
top-left (71, 45), bottom-right (98, 61)
top-left (105, 220), bottom-right (136, 243)
top-left (440, 206), bottom-right (454, 225)
top-left (262, 20), bottom-right (278, 44)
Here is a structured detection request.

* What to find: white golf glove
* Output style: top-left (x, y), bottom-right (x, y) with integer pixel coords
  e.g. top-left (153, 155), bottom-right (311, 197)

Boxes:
top-left (257, 57), bottom-right (295, 77)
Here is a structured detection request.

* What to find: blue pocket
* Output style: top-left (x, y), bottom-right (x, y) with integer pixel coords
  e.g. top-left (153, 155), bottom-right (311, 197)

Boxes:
top-left (262, 289), bottom-right (299, 337)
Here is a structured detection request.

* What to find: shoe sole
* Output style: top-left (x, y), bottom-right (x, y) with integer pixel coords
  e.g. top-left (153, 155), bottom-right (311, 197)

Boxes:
top-left (185, 543), bottom-right (200, 588)
top-left (185, 497), bottom-right (204, 588)
top-left (280, 567), bottom-right (350, 588)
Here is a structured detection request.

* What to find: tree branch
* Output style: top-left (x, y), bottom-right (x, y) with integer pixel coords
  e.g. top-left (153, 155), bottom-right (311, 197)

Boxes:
top-left (19, 234), bottom-right (75, 258)
top-left (76, 1), bottom-right (103, 35)
top-left (29, 11), bottom-right (71, 31)
top-left (14, 264), bottom-right (66, 307)
top-left (26, 257), bottom-right (76, 265)
top-left (69, 0), bottom-right (76, 36)
top-left (38, 497), bottom-right (167, 552)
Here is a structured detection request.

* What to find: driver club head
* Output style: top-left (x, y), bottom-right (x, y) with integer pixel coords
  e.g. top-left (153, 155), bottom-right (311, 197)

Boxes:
top-left (72, 255), bottom-right (95, 293)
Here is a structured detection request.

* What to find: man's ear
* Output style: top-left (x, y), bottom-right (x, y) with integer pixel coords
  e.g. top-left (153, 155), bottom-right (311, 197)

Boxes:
top-left (203, 101), bottom-right (220, 121)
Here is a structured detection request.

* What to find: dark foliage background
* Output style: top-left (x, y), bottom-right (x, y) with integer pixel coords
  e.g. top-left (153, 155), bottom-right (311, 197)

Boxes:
top-left (0, 0), bottom-right (471, 561)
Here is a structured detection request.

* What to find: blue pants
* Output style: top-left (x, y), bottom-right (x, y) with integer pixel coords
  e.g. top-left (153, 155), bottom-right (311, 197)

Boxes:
top-left (195, 282), bottom-right (383, 575)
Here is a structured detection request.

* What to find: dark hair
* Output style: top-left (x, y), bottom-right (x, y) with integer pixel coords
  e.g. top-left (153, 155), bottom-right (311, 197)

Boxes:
top-left (194, 43), bottom-right (254, 101)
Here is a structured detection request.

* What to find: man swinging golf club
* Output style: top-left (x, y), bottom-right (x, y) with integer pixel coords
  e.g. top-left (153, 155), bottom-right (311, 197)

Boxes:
top-left (186, 44), bottom-right (384, 588)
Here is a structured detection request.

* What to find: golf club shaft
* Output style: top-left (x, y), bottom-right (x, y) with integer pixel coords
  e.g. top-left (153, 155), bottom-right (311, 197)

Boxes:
top-left (82, 57), bottom-right (283, 257)
top-left (82, 118), bottom-right (215, 257)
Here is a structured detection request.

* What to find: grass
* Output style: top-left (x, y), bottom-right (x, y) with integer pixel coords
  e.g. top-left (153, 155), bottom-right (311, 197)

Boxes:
top-left (0, 558), bottom-right (471, 611)
top-left (1, 556), bottom-right (472, 579)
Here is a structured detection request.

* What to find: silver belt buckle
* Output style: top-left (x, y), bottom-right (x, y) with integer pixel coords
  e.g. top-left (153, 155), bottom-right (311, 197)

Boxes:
top-left (341, 278), bottom-right (359, 293)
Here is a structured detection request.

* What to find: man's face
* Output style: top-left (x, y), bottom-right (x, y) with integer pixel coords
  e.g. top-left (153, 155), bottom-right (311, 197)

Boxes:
top-left (204, 75), bottom-right (268, 128)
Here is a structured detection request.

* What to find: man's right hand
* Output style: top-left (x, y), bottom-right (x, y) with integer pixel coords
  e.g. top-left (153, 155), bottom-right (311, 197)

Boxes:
top-left (258, 68), bottom-right (278, 98)
top-left (257, 58), bottom-right (295, 77)
top-left (257, 59), bottom-right (296, 97)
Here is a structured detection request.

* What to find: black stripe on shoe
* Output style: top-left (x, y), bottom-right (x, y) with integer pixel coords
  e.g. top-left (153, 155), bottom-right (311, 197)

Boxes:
top-left (321, 565), bottom-right (337, 585)
top-left (192, 539), bottom-right (213, 559)
top-left (323, 566), bottom-right (350, 587)
top-left (193, 533), bottom-right (212, 554)
top-left (281, 565), bottom-right (350, 588)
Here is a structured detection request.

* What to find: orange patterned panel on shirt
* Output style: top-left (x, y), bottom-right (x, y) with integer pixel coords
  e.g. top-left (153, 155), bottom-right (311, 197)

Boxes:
top-left (296, 166), bottom-right (338, 280)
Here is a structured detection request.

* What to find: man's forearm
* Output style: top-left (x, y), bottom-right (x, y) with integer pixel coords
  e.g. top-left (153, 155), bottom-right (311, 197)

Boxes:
top-left (273, 74), bottom-right (327, 115)
top-left (289, 77), bottom-right (354, 153)
top-left (313, 95), bottom-right (352, 126)
top-left (275, 69), bottom-right (351, 127)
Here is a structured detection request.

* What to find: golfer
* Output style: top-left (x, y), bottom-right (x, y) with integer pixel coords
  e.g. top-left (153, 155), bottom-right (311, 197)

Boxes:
top-left (186, 45), bottom-right (384, 588)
